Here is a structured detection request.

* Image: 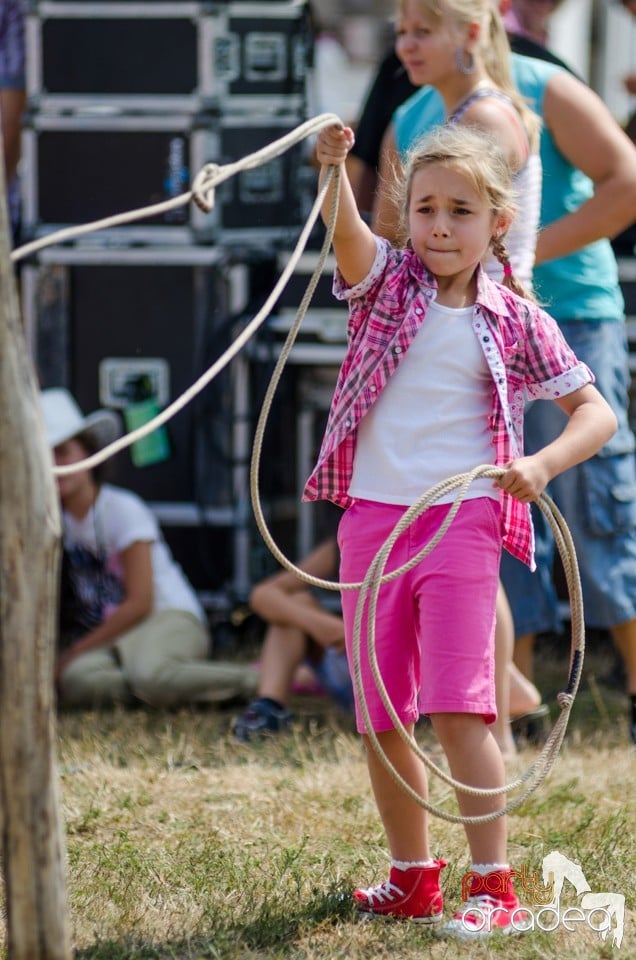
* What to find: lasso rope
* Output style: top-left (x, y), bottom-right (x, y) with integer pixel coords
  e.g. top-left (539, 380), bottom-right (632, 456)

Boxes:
top-left (26, 113), bottom-right (344, 476)
top-left (348, 468), bottom-right (582, 823)
top-left (27, 114), bottom-right (585, 822)
top-left (248, 302), bottom-right (585, 822)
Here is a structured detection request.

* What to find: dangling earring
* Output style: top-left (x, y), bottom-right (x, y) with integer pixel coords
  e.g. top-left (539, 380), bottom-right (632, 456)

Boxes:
top-left (455, 48), bottom-right (475, 75)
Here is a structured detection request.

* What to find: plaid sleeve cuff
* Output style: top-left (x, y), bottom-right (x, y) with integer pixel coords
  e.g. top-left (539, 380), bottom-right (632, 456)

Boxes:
top-left (525, 362), bottom-right (594, 401)
top-left (332, 235), bottom-right (388, 301)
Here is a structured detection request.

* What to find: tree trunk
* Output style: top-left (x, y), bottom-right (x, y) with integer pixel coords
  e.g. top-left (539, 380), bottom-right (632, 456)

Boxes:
top-left (0, 136), bottom-right (72, 955)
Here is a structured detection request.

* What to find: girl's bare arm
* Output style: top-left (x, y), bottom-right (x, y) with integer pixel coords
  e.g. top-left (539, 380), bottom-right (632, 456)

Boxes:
top-left (497, 385), bottom-right (618, 502)
top-left (317, 124), bottom-right (378, 286)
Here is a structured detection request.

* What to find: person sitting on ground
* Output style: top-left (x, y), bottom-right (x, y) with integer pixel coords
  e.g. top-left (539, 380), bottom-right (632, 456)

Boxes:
top-left (233, 538), bottom-right (353, 741)
top-left (44, 387), bottom-right (258, 709)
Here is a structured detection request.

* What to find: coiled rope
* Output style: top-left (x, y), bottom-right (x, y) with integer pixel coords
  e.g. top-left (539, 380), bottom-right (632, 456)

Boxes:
top-left (25, 114), bottom-right (585, 822)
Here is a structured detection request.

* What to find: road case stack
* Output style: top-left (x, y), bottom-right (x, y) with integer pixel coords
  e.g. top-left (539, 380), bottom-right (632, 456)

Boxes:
top-left (21, 0), bottom-right (314, 606)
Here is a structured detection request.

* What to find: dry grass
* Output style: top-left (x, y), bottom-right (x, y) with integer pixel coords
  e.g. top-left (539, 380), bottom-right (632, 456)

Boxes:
top-left (0, 636), bottom-right (634, 958)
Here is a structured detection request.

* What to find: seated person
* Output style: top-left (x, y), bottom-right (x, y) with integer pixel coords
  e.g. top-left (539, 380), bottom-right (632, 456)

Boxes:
top-left (233, 538), bottom-right (353, 740)
top-left (43, 387), bottom-right (258, 709)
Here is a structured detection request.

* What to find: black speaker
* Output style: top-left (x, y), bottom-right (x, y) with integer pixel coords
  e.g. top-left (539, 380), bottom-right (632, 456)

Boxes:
top-left (21, 111), bottom-right (216, 244)
top-left (35, 16), bottom-right (198, 97)
top-left (27, 247), bottom-right (239, 506)
top-left (26, 1), bottom-right (311, 114)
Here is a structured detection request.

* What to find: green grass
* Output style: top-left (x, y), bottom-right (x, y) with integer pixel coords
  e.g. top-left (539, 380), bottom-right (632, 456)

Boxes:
top-left (0, 635), bottom-right (633, 958)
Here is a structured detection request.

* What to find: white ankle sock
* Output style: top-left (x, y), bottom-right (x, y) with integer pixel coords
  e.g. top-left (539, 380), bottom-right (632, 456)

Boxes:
top-left (471, 862), bottom-right (509, 875)
top-left (391, 858), bottom-right (436, 871)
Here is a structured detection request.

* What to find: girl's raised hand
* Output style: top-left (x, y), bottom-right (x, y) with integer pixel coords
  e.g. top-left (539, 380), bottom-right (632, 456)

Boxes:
top-left (316, 124), bottom-right (355, 167)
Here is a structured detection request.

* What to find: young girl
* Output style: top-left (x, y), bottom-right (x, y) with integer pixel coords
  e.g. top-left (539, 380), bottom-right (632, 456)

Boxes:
top-left (305, 122), bottom-right (617, 938)
top-left (380, 0), bottom-right (546, 757)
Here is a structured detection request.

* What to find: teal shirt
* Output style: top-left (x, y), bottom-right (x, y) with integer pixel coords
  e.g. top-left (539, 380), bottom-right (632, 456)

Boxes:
top-left (393, 54), bottom-right (624, 323)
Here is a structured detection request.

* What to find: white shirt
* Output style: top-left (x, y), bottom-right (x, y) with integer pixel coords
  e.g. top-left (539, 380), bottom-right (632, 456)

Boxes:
top-left (63, 484), bottom-right (205, 622)
top-left (348, 301), bottom-right (498, 505)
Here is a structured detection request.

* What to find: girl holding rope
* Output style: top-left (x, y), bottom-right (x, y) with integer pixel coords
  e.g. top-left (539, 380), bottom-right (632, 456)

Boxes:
top-left (379, 0), bottom-right (547, 758)
top-left (307, 121), bottom-right (616, 937)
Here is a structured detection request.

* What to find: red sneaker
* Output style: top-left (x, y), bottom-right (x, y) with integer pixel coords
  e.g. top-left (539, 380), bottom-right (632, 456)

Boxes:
top-left (442, 869), bottom-right (532, 939)
top-left (353, 858), bottom-right (447, 923)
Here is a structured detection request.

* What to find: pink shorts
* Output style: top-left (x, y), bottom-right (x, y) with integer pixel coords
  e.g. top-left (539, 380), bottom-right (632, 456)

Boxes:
top-left (338, 498), bottom-right (501, 733)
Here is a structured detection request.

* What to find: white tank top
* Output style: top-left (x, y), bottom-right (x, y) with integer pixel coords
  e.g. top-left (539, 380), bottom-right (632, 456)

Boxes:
top-left (486, 152), bottom-right (541, 286)
top-left (348, 302), bottom-right (500, 506)
top-left (449, 88), bottom-right (541, 286)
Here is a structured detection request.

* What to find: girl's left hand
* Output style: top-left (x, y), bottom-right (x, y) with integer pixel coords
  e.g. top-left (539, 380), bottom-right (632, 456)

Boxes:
top-left (495, 456), bottom-right (550, 503)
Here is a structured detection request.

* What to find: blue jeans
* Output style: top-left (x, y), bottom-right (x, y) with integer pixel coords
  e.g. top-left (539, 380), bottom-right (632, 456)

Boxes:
top-left (500, 319), bottom-right (636, 634)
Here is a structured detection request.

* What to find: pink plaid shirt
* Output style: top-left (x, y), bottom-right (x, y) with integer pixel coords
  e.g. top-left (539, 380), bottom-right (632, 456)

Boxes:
top-left (303, 237), bottom-right (593, 568)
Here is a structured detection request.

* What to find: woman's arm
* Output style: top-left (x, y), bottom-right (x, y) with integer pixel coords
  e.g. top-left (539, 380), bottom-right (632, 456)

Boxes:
top-left (249, 539), bottom-right (345, 650)
top-left (536, 71), bottom-right (636, 263)
top-left (497, 384), bottom-right (618, 502)
top-left (316, 124), bottom-right (377, 285)
top-left (57, 540), bottom-right (154, 672)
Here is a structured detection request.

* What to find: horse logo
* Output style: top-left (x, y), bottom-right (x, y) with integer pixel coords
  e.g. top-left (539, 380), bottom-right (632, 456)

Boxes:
top-left (540, 851), bottom-right (625, 948)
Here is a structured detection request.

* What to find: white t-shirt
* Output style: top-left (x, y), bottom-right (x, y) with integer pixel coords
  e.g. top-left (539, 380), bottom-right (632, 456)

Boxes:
top-left (62, 484), bottom-right (205, 624)
top-left (348, 301), bottom-right (499, 505)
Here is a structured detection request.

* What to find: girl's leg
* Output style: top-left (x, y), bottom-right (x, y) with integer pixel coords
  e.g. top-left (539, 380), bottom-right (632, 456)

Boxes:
top-left (340, 502), bottom-right (446, 920)
top-left (363, 724), bottom-right (429, 861)
top-left (431, 712), bottom-right (506, 864)
top-left (433, 712), bottom-right (532, 938)
top-left (257, 622), bottom-right (308, 704)
top-left (357, 724), bottom-right (446, 923)
top-left (492, 582), bottom-right (516, 756)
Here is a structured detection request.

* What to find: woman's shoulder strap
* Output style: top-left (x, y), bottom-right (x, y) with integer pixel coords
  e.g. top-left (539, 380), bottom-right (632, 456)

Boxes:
top-left (448, 87), bottom-right (512, 124)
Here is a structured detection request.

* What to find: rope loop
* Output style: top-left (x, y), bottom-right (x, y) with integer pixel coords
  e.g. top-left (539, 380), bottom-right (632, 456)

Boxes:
top-left (191, 163), bottom-right (219, 213)
top-left (557, 692), bottom-right (574, 710)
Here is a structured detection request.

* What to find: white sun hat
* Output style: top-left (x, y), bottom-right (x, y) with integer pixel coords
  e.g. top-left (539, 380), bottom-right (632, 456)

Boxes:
top-left (40, 388), bottom-right (121, 450)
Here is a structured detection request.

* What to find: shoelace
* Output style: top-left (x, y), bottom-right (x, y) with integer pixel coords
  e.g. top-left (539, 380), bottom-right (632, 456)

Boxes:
top-left (360, 879), bottom-right (405, 905)
top-left (459, 894), bottom-right (507, 922)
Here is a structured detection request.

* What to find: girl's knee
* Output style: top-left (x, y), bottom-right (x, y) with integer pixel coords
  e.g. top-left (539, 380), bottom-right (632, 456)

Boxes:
top-left (431, 712), bottom-right (487, 742)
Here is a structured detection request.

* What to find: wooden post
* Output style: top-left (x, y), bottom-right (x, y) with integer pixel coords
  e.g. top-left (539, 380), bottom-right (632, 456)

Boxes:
top-left (0, 140), bottom-right (72, 954)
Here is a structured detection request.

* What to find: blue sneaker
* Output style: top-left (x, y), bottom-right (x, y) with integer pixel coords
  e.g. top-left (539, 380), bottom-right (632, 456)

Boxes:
top-left (232, 698), bottom-right (293, 742)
